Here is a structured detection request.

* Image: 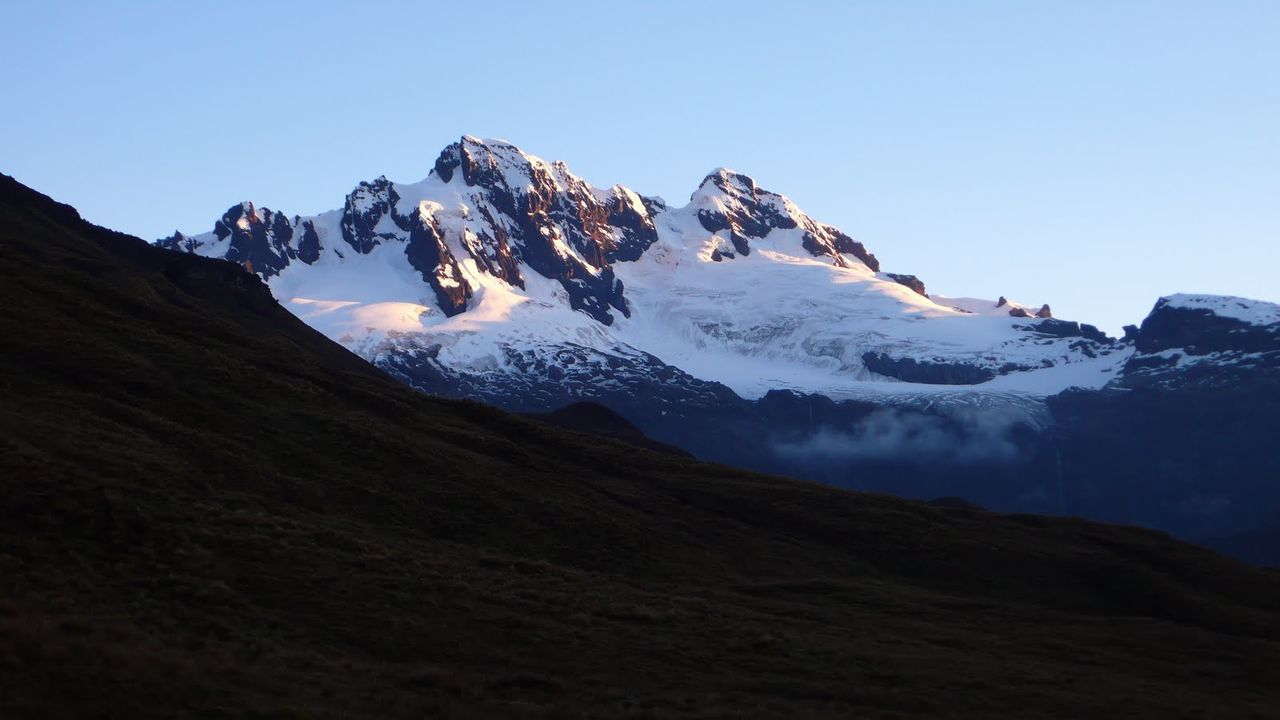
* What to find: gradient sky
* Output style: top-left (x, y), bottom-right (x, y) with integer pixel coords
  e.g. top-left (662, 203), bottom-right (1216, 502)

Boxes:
top-left (3, 1), bottom-right (1276, 334)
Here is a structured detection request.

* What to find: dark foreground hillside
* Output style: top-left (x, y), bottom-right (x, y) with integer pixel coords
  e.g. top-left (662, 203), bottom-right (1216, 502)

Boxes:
top-left (2, 173), bottom-right (1279, 718)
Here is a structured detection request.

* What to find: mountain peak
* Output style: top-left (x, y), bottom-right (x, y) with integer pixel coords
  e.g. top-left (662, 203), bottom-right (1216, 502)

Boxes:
top-left (431, 134), bottom-right (549, 189)
top-left (688, 165), bottom-right (881, 271)
top-left (697, 166), bottom-right (757, 190)
top-left (460, 133), bottom-right (508, 145)
top-left (157, 136), bottom-right (1141, 401)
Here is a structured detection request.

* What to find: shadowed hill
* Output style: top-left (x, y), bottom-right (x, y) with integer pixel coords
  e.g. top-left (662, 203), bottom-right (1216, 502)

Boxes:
top-left (2, 172), bottom-right (1279, 718)
top-left (526, 401), bottom-right (694, 456)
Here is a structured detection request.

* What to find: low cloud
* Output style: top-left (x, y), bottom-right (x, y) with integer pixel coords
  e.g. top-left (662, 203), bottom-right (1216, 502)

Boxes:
top-left (772, 407), bottom-right (1024, 465)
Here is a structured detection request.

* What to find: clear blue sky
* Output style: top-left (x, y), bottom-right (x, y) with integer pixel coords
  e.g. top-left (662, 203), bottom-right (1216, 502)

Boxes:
top-left (3, 1), bottom-right (1276, 333)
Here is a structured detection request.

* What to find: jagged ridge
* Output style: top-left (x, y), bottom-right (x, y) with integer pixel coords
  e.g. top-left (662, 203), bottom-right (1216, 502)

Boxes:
top-left (160, 135), bottom-right (1124, 402)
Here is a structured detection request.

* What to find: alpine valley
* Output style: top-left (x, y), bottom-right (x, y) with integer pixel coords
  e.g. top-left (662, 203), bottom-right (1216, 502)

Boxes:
top-left (161, 136), bottom-right (1280, 564)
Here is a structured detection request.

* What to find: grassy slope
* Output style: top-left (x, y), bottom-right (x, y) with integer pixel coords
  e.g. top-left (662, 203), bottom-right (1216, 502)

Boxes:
top-left (1, 173), bottom-right (1279, 718)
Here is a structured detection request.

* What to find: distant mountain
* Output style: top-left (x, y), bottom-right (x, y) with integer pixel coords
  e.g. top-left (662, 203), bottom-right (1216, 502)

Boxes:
top-left (158, 137), bottom-right (1280, 564)
top-left (160, 135), bottom-right (1121, 401)
top-left (1048, 293), bottom-right (1280, 559)
top-left (7, 171), bottom-right (1280, 718)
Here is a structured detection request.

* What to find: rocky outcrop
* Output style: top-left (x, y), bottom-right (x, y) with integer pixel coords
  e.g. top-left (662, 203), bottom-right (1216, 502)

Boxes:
top-left (1132, 296), bottom-right (1280, 356)
top-left (862, 352), bottom-right (997, 385)
top-left (158, 202), bottom-right (300, 279)
top-left (1036, 304), bottom-right (1053, 319)
top-left (431, 137), bottom-right (655, 324)
top-left (694, 170), bottom-right (797, 242)
top-left (1021, 319), bottom-right (1111, 344)
top-left (884, 273), bottom-right (927, 296)
top-left (694, 169), bottom-right (880, 270)
top-left (405, 209), bottom-right (471, 316)
top-left (341, 176), bottom-right (410, 254)
top-left (159, 230), bottom-right (198, 254)
top-left (1115, 296), bottom-right (1280, 390)
top-left (296, 220), bottom-right (321, 264)
top-left (461, 204), bottom-right (524, 288)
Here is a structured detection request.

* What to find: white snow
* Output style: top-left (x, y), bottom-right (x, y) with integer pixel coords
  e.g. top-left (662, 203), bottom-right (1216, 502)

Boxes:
top-left (604, 207), bottom-right (1129, 399)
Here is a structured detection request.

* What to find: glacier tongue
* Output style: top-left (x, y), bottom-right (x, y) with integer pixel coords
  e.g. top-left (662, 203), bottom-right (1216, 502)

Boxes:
top-left (157, 135), bottom-right (1130, 401)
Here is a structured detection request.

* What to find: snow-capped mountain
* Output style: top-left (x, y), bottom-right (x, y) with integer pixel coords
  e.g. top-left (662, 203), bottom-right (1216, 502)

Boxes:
top-left (157, 136), bottom-right (1280, 564)
top-left (159, 135), bottom-right (1126, 406)
top-left (1119, 293), bottom-right (1280, 389)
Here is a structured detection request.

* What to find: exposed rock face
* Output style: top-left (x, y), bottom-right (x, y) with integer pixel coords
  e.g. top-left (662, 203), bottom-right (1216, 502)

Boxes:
top-left (341, 176), bottom-right (409, 254)
top-left (163, 137), bottom-right (672, 325)
top-left (1022, 319), bottom-right (1111, 344)
top-left (693, 169), bottom-right (880, 270)
top-left (161, 230), bottom-right (198, 253)
top-left (405, 209), bottom-right (471, 316)
top-left (1009, 307), bottom-right (1030, 318)
top-left (296, 220), bottom-right (320, 264)
top-left (1132, 296), bottom-right (1280, 356)
top-left (996, 296), bottom-right (1008, 308)
top-left (430, 137), bottom-right (666, 324)
top-left (157, 202), bottom-right (300, 279)
top-left (862, 352), bottom-right (997, 385)
top-left (1117, 295), bottom-right (1280, 390)
top-left (884, 273), bottom-right (927, 296)
top-left (1036, 304), bottom-right (1053, 319)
